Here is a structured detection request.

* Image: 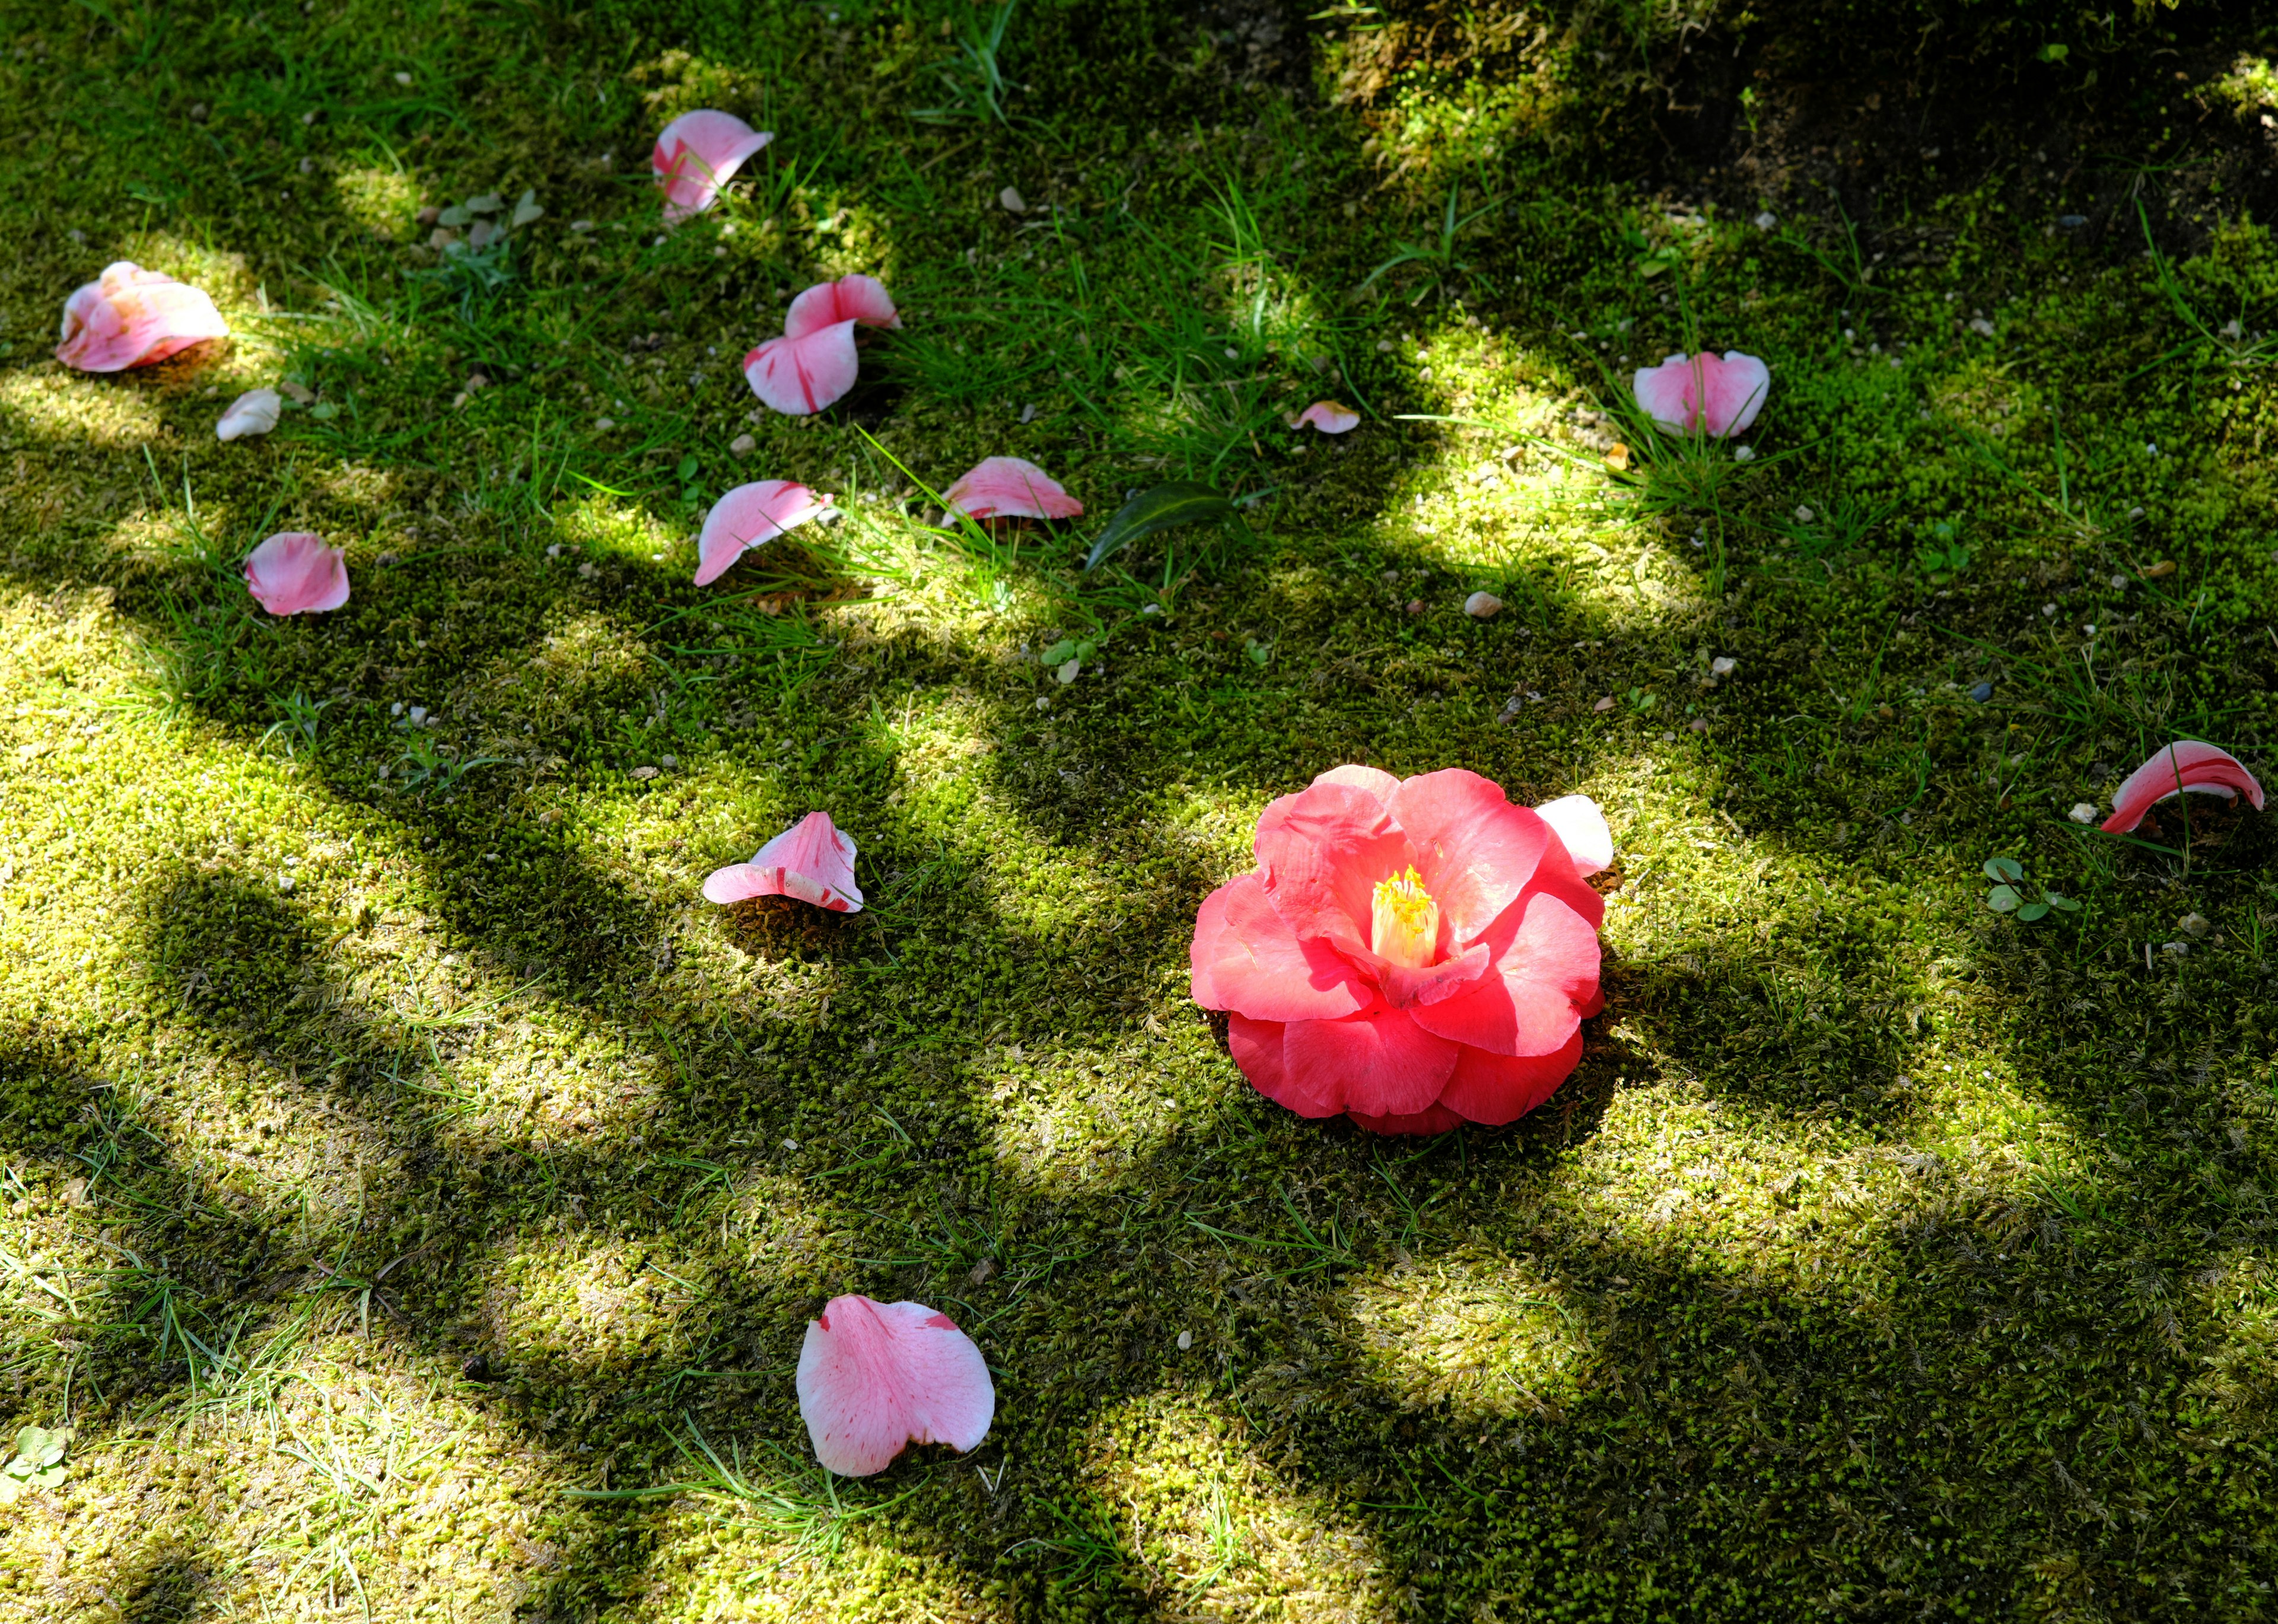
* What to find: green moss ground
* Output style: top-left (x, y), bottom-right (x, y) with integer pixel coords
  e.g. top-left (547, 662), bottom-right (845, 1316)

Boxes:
top-left (4, 2), bottom-right (2278, 1619)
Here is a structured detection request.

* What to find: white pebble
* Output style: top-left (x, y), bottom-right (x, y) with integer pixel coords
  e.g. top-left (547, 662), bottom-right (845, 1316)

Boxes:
top-left (1463, 590), bottom-right (1504, 619)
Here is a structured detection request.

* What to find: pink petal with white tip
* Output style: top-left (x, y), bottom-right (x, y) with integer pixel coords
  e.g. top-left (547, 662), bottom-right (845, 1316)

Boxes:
top-left (1532, 794), bottom-right (1613, 877)
top-left (703, 811), bottom-right (863, 912)
top-left (56, 262), bottom-right (230, 372)
top-left (943, 457), bottom-right (1083, 521)
top-left (652, 110), bottom-right (773, 224)
top-left (2101, 741), bottom-right (2266, 834)
top-left (244, 532), bottom-right (349, 616)
top-left (744, 321), bottom-right (859, 416)
top-left (217, 387), bottom-right (281, 441)
top-left (695, 479), bottom-right (822, 586)
top-left (785, 274), bottom-right (901, 337)
top-left (796, 1295), bottom-right (995, 1476)
top-left (1293, 401), bottom-right (1360, 434)
top-left (1631, 351), bottom-right (1770, 438)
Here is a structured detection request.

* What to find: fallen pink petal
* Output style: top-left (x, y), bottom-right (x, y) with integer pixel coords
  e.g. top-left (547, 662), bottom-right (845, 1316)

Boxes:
top-left (2101, 741), bottom-right (2265, 834)
top-left (1291, 401), bottom-right (1360, 434)
top-left (704, 811), bottom-right (863, 912)
top-left (743, 322), bottom-right (859, 415)
top-left (56, 262), bottom-right (230, 372)
top-left (796, 1294), bottom-right (995, 1476)
top-left (651, 110), bottom-right (772, 224)
top-left (943, 456), bottom-right (1082, 522)
top-left (1632, 351), bottom-right (1771, 438)
top-left (244, 532), bottom-right (350, 616)
top-left (216, 387), bottom-right (281, 441)
top-left (694, 479), bottom-right (822, 586)
top-left (785, 274), bottom-right (902, 336)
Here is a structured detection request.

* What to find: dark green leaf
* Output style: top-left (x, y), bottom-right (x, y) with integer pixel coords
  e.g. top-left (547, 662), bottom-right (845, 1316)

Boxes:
top-left (1083, 481), bottom-right (1235, 572)
top-left (1983, 857), bottom-right (2024, 883)
top-left (2046, 892), bottom-right (2081, 912)
top-left (1987, 884), bottom-right (2022, 913)
top-left (2017, 900), bottom-right (2051, 922)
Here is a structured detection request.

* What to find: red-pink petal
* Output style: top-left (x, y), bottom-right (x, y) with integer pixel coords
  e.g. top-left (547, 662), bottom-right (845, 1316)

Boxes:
top-left (1405, 891), bottom-right (1599, 1057)
top-left (243, 532), bottom-right (349, 616)
top-left (943, 457), bottom-right (1083, 522)
top-left (1281, 1008), bottom-right (1458, 1119)
top-left (1189, 873), bottom-right (1373, 1023)
top-left (652, 110), bottom-right (772, 224)
top-left (1632, 351), bottom-right (1770, 438)
top-left (1387, 769), bottom-right (1554, 944)
top-left (2102, 740), bottom-right (2266, 833)
top-left (743, 321), bottom-right (859, 416)
top-left (796, 1295), bottom-right (994, 1476)
top-left (56, 262), bottom-right (229, 372)
top-left (1293, 401), bottom-right (1360, 434)
top-left (703, 811), bottom-right (863, 912)
top-left (1434, 1031), bottom-right (1583, 1126)
top-left (785, 274), bottom-right (901, 337)
top-left (1347, 1102), bottom-right (1465, 1135)
top-left (1227, 1012), bottom-right (1344, 1117)
top-left (1253, 780), bottom-right (1414, 961)
top-left (695, 479), bottom-right (822, 586)
top-left (1532, 794), bottom-right (1612, 877)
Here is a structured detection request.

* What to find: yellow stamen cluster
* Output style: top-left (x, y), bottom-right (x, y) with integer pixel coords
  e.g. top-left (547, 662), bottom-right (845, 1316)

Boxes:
top-left (1370, 867), bottom-right (1441, 969)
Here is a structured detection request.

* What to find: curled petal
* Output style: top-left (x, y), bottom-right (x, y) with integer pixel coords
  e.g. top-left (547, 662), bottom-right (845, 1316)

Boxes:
top-left (1253, 780), bottom-right (1414, 961)
top-left (2102, 740), bottom-right (2266, 833)
top-left (1434, 1031), bottom-right (1584, 1126)
top-left (56, 262), bottom-right (230, 372)
top-left (744, 320), bottom-right (859, 416)
top-left (943, 457), bottom-right (1083, 521)
top-left (796, 1295), bottom-right (994, 1476)
top-left (216, 387), bottom-right (282, 441)
top-left (696, 479), bottom-right (822, 586)
top-left (653, 110), bottom-right (772, 224)
top-left (1291, 401), bottom-right (1360, 434)
top-left (1280, 1008), bottom-right (1458, 1119)
top-left (1632, 351), bottom-right (1770, 438)
top-left (1532, 794), bottom-right (1613, 877)
top-left (1190, 874), bottom-right (1373, 1023)
top-left (243, 532), bottom-right (349, 616)
top-left (1388, 769), bottom-right (1554, 945)
top-left (1405, 890), bottom-right (1600, 1057)
top-left (704, 811), bottom-right (863, 912)
top-left (1309, 763), bottom-right (1400, 813)
top-left (785, 274), bottom-right (901, 337)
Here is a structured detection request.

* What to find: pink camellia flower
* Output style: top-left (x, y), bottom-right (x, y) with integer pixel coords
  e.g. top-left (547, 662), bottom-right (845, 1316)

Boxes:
top-left (243, 532), bottom-right (349, 616)
top-left (56, 262), bottom-right (230, 372)
top-left (1632, 351), bottom-right (1770, 438)
top-left (2101, 741), bottom-right (2266, 834)
top-left (743, 275), bottom-right (901, 416)
top-left (1288, 401), bottom-right (1360, 434)
top-left (652, 110), bottom-right (772, 224)
top-left (703, 811), bottom-right (863, 912)
top-left (943, 456), bottom-right (1082, 522)
top-left (695, 479), bottom-right (822, 586)
top-left (796, 1294), bottom-right (995, 1477)
top-left (1191, 766), bottom-right (1607, 1135)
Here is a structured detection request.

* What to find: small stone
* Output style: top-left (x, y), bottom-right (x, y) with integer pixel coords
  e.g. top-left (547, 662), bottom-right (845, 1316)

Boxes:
top-left (968, 1257), bottom-right (998, 1286)
top-left (2041, 603), bottom-right (2057, 617)
top-left (730, 433), bottom-right (756, 456)
top-left (394, 71), bottom-right (414, 86)
top-left (390, 702), bottom-right (405, 717)
top-left (546, 543), bottom-right (563, 557)
top-left (1176, 1330), bottom-right (1193, 1351)
top-left (415, 205), bottom-right (440, 227)
top-left (1795, 505), bottom-right (1815, 524)
top-left (2179, 912), bottom-right (2210, 938)
top-left (1464, 591), bottom-right (1504, 619)
top-left (998, 186), bottom-right (1027, 214)
top-left (1020, 402), bottom-right (1037, 423)
top-left (629, 765), bottom-right (659, 781)
top-left (2069, 802), bottom-right (2098, 824)
top-left (407, 706), bottom-right (428, 724)
top-left (1969, 317), bottom-right (1996, 337)
top-left (660, 754), bottom-right (679, 770)
top-left (1969, 681), bottom-right (1995, 702)
top-left (2162, 940), bottom-right (2190, 958)
top-left (1593, 696), bottom-right (1616, 712)
top-left (1404, 598), bottom-right (1426, 616)
top-left (1710, 656), bottom-right (1737, 677)
top-left (593, 417), bottom-right (614, 431)
top-left (461, 1352), bottom-right (492, 1381)
top-left (2111, 573), bottom-right (2130, 589)
top-left (578, 561), bottom-right (599, 578)
top-left (1754, 210), bottom-right (1777, 230)
top-left (278, 874), bottom-right (295, 892)
top-left (1732, 444), bottom-right (1755, 461)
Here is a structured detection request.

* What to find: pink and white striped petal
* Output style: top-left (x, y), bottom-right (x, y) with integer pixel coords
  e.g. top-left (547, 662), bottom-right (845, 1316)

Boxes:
top-left (784, 274), bottom-right (901, 337)
top-left (1290, 400), bottom-right (1360, 434)
top-left (244, 533), bottom-right (349, 616)
top-left (704, 811), bottom-right (863, 912)
top-left (743, 321), bottom-right (859, 416)
top-left (943, 457), bottom-right (1082, 522)
top-left (1632, 351), bottom-right (1771, 438)
top-left (796, 1295), bottom-right (995, 1477)
top-left (56, 262), bottom-right (230, 372)
top-left (695, 479), bottom-right (822, 586)
top-left (2101, 741), bottom-right (2266, 833)
top-left (217, 387), bottom-right (281, 441)
top-left (652, 110), bottom-right (773, 224)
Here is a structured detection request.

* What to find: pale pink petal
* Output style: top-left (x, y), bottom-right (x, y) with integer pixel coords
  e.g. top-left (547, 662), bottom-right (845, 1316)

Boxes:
top-left (1293, 401), bottom-right (1360, 434)
top-left (1280, 1008), bottom-right (1458, 1119)
top-left (1633, 354), bottom-right (1697, 434)
top-left (1252, 779), bottom-right (1414, 961)
top-left (56, 262), bottom-right (230, 372)
top-left (216, 387), bottom-right (281, 442)
top-left (1433, 1031), bottom-right (1584, 1126)
top-left (1633, 352), bottom-right (1770, 438)
top-left (943, 457), bottom-right (1083, 522)
top-left (243, 532), bottom-right (349, 616)
top-left (743, 321), bottom-right (860, 416)
top-left (1532, 794), bottom-right (1612, 877)
top-left (785, 274), bottom-right (902, 337)
top-left (1191, 873), bottom-right (1375, 1023)
top-left (652, 110), bottom-right (773, 224)
top-left (695, 479), bottom-right (822, 586)
top-left (704, 811), bottom-right (863, 912)
top-left (796, 1295), bottom-right (995, 1476)
top-left (1703, 351), bottom-right (1771, 436)
top-left (2102, 741), bottom-right (2266, 833)
top-left (1309, 763), bottom-right (1399, 811)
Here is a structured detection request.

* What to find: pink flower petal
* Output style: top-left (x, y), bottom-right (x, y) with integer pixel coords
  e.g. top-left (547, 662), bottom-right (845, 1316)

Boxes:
top-left (1433, 1031), bottom-right (1584, 1126)
top-left (743, 320), bottom-right (860, 416)
top-left (1281, 1008), bottom-right (1459, 1119)
top-left (244, 532), bottom-right (349, 616)
top-left (1387, 769), bottom-right (1555, 944)
top-left (703, 811), bottom-right (863, 912)
top-left (1532, 794), bottom-right (1612, 877)
top-left (695, 479), bottom-right (822, 586)
top-left (56, 262), bottom-right (230, 372)
top-left (943, 457), bottom-right (1083, 522)
top-left (1189, 874), bottom-right (1373, 1023)
top-left (1309, 763), bottom-right (1401, 812)
top-left (1293, 401), bottom-right (1360, 434)
top-left (1405, 891), bottom-right (1599, 1058)
top-left (652, 110), bottom-right (773, 224)
top-left (1252, 779), bottom-right (1414, 961)
top-left (1346, 1102), bottom-right (1466, 1135)
top-left (1227, 1012), bottom-right (1347, 1117)
top-left (1631, 351), bottom-right (1770, 438)
top-left (796, 1295), bottom-right (994, 1476)
top-left (2102, 740), bottom-right (2266, 833)
top-left (216, 387), bottom-right (281, 441)
top-left (785, 274), bottom-right (901, 337)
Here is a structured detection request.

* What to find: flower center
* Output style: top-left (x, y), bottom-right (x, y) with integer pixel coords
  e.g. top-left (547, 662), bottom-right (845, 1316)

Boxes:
top-left (1370, 867), bottom-right (1440, 969)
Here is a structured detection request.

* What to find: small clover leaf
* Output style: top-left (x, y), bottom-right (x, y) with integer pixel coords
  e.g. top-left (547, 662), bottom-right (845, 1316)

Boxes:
top-left (2046, 893), bottom-right (2081, 912)
top-left (1983, 857), bottom-right (2025, 884)
top-left (1987, 884), bottom-right (2023, 913)
top-left (2016, 900), bottom-right (2051, 922)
